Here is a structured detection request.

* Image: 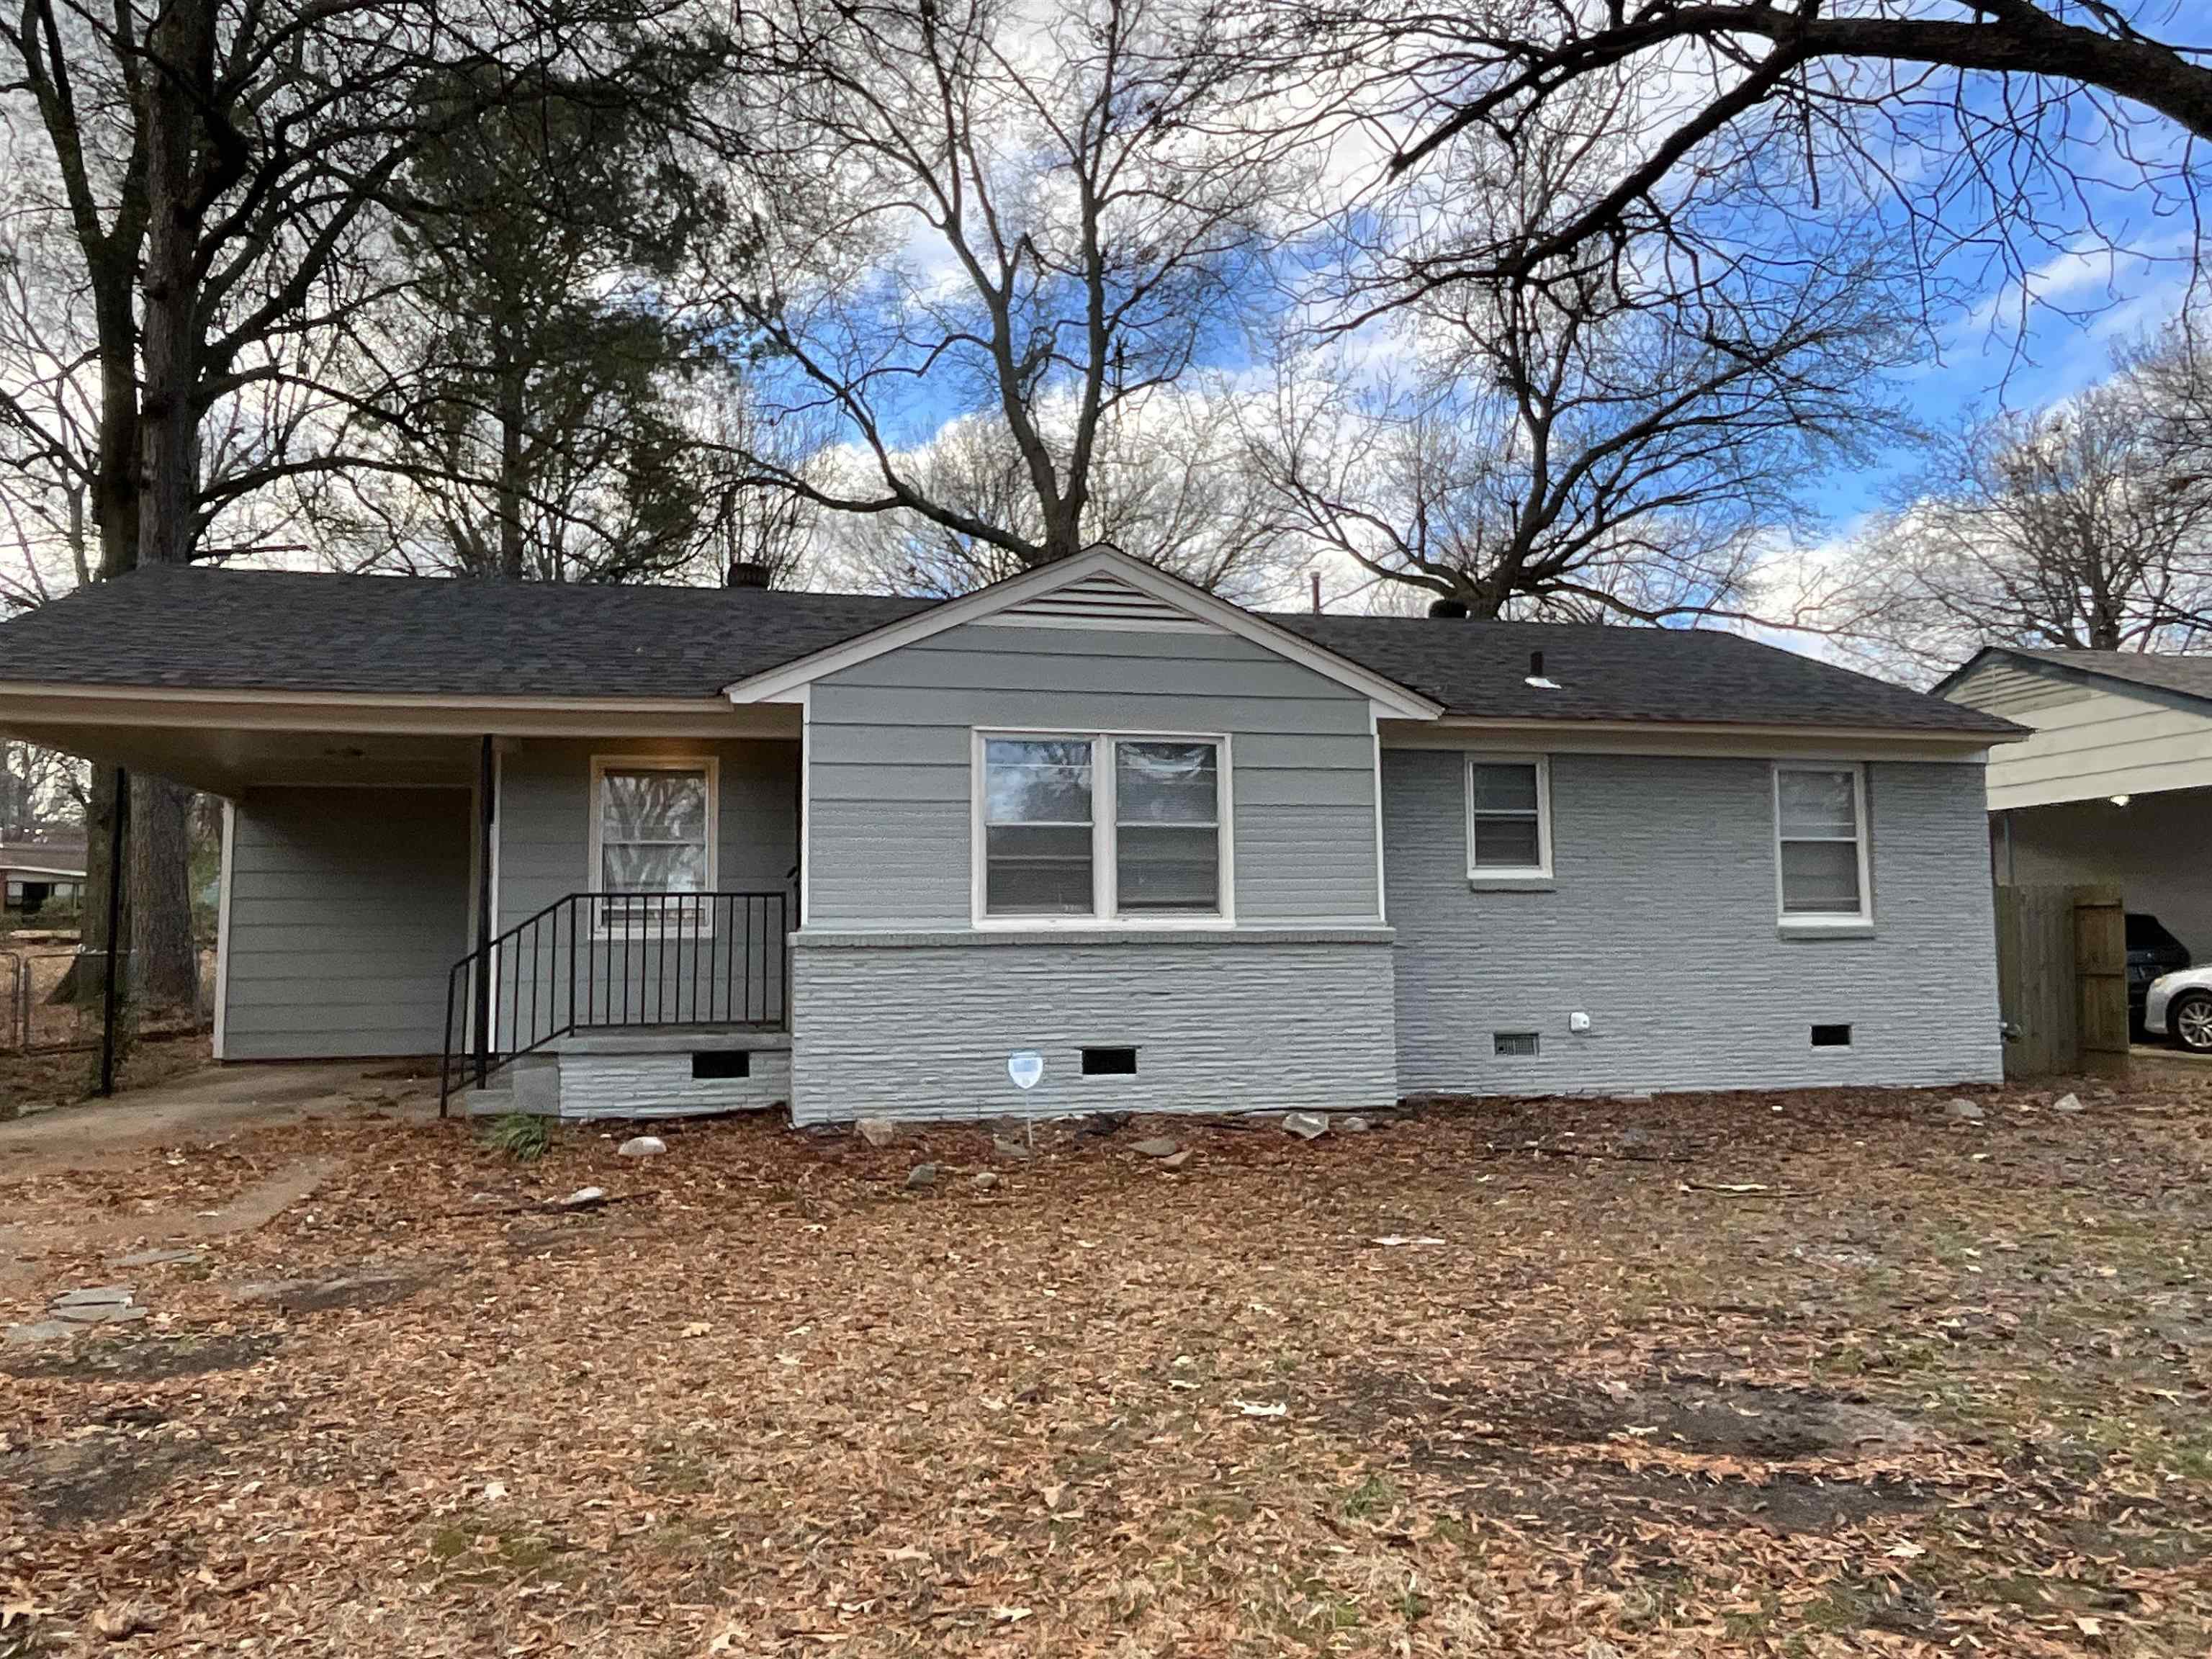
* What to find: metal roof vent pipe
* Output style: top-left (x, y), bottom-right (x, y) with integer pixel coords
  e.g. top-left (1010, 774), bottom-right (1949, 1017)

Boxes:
top-left (1427, 596), bottom-right (1470, 619)
top-left (726, 559), bottom-right (772, 590)
top-left (1525, 649), bottom-right (1562, 691)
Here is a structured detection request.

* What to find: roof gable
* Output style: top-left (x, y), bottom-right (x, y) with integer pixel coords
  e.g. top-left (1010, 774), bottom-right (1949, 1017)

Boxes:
top-left (1938, 646), bottom-right (2212, 716)
top-left (719, 549), bottom-right (1446, 719)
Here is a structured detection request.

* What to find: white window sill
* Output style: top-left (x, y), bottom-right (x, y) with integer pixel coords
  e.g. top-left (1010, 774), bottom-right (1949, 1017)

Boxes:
top-left (1777, 916), bottom-right (1874, 940)
top-left (1467, 871), bottom-right (1555, 892)
top-left (972, 915), bottom-right (1235, 932)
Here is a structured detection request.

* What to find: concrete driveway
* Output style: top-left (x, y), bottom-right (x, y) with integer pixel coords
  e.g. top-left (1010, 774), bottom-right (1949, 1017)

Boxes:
top-left (0, 1059), bottom-right (439, 1176)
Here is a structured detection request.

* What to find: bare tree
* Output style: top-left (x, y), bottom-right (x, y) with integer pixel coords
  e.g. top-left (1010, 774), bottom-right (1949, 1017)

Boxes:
top-left (722, 0), bottom-right (1290, 580)
top-left (4, 0), bottom-right (710, 1006)
top-left (1302, 1), bottom-right (2212, 321)
top-left (829, 387), bottom-right (1289, 597)
top-left (1841, 339), bottom-right (2212, 675)
top-left (1248, 90), bottom-right (1914, 621)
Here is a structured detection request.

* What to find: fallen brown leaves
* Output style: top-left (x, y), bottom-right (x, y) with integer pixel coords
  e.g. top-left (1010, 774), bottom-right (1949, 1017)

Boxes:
top-left (1, 1067), bottom-right (2208, 1656)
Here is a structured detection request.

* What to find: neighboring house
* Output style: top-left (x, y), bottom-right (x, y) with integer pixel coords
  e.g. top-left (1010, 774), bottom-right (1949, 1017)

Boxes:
top-left (1938, 648), bottom-right (2212, 961)
top-left (0, 552), bottom-right (2020, 1120)
top-left (1, 840), bottom-right (86, 920)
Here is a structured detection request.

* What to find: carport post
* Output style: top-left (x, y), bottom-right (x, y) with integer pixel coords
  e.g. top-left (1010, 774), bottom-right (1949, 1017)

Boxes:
top-left (96, 765), bottom-right (129, 1097)
top-left (473, 735), bottom-right (494, 1088)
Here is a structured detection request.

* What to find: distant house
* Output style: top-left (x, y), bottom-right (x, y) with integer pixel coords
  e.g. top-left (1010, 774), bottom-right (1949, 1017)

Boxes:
top-left (1939, 648), bottom-right (2212, 961)
top-left (1, 840), bottom-right (86, 920)
top-left (0, 551), bottom-right (2020, 1119)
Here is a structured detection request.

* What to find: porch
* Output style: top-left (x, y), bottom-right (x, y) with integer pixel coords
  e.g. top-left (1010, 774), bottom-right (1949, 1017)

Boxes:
top-left (0, 685), bottom-right (807, 1114)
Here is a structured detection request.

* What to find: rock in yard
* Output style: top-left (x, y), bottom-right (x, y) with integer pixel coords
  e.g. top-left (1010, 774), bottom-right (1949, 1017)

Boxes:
top-left (53, 1285), bottom-right (134, 1310)
top-left (112, 1248), bottom-right (203, 1269)
top-left (972, 1171), bottom-right (1001, 1192)
top-left (856, 1117), bottom-right (899, 1147)
top-left (1133, 1137), bottom-right (1182, 1159)
top-left (1942, 1098), bottom-right (1985, 1123)
top-left (905, 1163), bottom-right (938, 1190)
top-left (4, 1318), bottom-right (78, 1350)
top-left (1338, 1116), bottom-right (1371, 1134)
top-left (991, 1136), bottom-right (1034, 1161)
top-left (559, 1187), bottom-right (606, 1210)
top-left (55, 1303), bottom-right (148, 1327)
top-left (2052, 1092), bottom-right (2085, 1114)
top-left (1282, 1112), bottom-right (1329, 1140)
top-left (617, 1135), bottom-right (666, 1158)
top-left (1161, 1148), bottom-right (1193, 1172)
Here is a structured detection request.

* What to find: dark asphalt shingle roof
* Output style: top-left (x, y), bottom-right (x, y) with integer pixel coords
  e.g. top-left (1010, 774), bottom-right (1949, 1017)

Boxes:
top-left (0, 564), bottom-right (2016, 736)
top-left (1274, 612), bottom-right (2017, 734)
top-left (0, 565), bottom-right (929, 699)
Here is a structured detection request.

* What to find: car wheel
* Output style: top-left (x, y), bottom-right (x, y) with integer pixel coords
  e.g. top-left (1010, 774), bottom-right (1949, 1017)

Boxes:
top-left (2173, 991), bottom-right (2212, 1056)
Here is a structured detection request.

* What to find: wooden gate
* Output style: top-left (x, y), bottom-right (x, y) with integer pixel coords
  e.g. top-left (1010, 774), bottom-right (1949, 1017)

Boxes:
top-left (1994, 884), bottom-right (2129, 1079)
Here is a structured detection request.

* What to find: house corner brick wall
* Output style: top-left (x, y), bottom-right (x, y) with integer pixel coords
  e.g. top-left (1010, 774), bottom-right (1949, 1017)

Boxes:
top-left (1384, 751), bottom-right (2003, 1096)
top-left (789, 934), bottom-right (1398, 1123)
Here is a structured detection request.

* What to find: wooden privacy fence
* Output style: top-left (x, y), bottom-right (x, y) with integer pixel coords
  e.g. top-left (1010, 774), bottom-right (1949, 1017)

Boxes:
top-left (1993, 884), bottom-right (2129, 1080)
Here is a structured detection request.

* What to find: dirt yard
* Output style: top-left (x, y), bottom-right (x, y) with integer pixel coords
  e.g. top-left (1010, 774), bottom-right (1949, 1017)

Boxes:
top-left (1, 1069), bottom-right (2208, 1657)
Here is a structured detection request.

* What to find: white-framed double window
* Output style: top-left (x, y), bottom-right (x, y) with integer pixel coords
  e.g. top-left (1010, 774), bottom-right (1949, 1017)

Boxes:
top-left (1465, 755), bottom-right (1552, 884)
top-left (974, 731), bottom-right (1231, 926)
top-left (588, 755), bottom-right (719, 935)
top-left (1773, 763), bottom-right (1871, 927)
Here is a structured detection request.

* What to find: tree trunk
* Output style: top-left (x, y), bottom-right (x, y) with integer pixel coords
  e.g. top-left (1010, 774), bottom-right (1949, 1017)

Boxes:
top-left (127, 0), bottom-right (212, 1005)
top-left (498, 356), bottom-right (526, 578)
top-left (129, 775), bottom-right (199, 1010)
top-left (53, 766), bottom-right (122, 1007)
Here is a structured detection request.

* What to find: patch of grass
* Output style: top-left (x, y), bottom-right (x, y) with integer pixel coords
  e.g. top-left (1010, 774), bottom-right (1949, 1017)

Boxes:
top-left (1339, 1473), bottom-right (1398, 1519)
top-left (481, 1112), bottom-right (549, 1163)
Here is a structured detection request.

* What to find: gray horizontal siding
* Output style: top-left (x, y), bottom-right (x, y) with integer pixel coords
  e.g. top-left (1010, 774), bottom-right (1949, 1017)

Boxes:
top-left (1385, 751), bottom-right (2004, 1095)
top-left (806, 622), bottom-right (1381, 928)
top-left (789, 934), bottom-right (1396, 1121)
top-left (494, 738), bottom-right (798, 1038)
top-left (222, 787), bottom-right (472, 1059)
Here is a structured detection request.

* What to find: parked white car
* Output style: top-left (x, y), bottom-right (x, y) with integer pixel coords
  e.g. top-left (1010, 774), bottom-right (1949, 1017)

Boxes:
top-left (2145, 968), bottom-right (2212, 1055)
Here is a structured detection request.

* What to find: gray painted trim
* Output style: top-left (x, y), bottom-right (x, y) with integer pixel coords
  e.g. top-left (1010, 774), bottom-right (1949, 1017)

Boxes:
top-left (793, 926), bottom-right (1395, 948)
top-left (554, 1028), bottom-right (792, 1054)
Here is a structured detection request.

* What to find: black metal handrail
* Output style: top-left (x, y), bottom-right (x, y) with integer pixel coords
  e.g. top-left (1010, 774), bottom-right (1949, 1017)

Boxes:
top-left (438, 889), bottom-right (791, 1113)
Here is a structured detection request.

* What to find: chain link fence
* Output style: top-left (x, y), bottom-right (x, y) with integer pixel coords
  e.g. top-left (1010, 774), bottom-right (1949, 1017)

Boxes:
top-left (0, 942), bottom-right (217, 1056)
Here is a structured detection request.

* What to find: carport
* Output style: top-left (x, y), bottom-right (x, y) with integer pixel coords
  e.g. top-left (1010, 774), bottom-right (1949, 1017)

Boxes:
top-left (1941, 647), bottom-right (2212, 963)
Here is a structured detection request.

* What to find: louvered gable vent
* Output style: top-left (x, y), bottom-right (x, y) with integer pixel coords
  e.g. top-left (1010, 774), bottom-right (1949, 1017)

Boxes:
top-left (978, 571), bottom-right (1215, 632)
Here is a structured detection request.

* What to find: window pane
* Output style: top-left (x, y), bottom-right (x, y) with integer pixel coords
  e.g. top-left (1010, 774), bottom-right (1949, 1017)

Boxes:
top-left (603, 840), bottom-right (706, 893)
top-left (1117, 742), bottom-right (1218, 824)
top-left (1471, 813), bottom-right (1542, 870)
top-left (986, 739), bottom-right (1094, 824)
top-left (1778, 770), bottom-right (1857, 838)
top-left (985, 824), bottom-right (1093, 914)
top-left (1471, 763), bottom-right (1539, 812)
top-left (1781, 840), bottom-right (1861, 913)
top-left (1117, 823), bottom-right (1218, 912)
top-left (601, 769), bottom-right (706, 844)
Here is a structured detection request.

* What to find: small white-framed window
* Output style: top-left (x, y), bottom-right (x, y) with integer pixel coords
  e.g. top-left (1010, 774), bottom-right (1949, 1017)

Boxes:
top-left (1773, 763), bottom-right (1871, 927)
top-left (588, 755), bottom-right (718, 935)
top-left (974, 732), bottom-right (1230, 926)
top-left (1465, 755), bottom-right (1552, 884)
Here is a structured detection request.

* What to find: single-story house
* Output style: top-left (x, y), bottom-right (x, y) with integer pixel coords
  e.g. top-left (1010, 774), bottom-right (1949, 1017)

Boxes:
top-left (0, 550), bottom-right (2022, 1120)
top-left (1938, 647), bottom-right (2212, 961)
top-left (1, 840), bottom-right (86, 918)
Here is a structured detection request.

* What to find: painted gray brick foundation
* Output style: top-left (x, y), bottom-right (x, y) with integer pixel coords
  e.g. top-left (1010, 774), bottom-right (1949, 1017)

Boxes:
top-left (508, 1043), bottom-right (791, 1119)
top-left (789, 931), bottom-right (1396, 1123)
top-left (1384, 750), bottom-right (2003, 1096)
